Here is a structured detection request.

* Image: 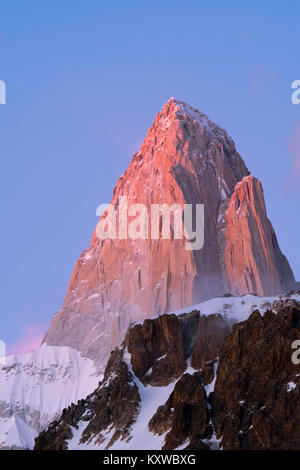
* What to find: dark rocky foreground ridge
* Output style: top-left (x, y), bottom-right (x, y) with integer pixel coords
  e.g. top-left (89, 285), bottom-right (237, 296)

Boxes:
top-left (35, 296), bottom-right (300, 450)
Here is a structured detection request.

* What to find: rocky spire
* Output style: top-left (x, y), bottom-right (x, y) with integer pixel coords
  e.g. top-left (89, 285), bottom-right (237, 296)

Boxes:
top-left (43, 99), bottom-right (295, 370)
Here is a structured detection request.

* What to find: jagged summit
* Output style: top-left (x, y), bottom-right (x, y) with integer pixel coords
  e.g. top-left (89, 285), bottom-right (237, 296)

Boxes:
top-left (150, 97), bottom-right (228, 141)
top-left (161, 97), bottom-right (209, 121)
top-left (132, 97), bottom-right (241, 179)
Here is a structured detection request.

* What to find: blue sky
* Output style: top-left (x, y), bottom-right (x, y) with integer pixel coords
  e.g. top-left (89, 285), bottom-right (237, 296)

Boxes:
top-left (1, 1), bottom-right (299, 353)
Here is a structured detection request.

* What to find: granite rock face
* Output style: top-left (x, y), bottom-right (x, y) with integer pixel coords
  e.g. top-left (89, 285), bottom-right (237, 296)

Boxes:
top-left (212, 298), bottom-right (300, 450)
top-left (43, 98), bottom-right (295, 369)
top-left (223, 175), bottom-right (295, 296)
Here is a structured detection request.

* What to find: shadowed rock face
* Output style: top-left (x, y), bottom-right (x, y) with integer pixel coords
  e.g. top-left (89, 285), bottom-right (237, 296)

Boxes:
top-left (212, 299), bottom-right (300, 450)
top-left (35, 310), bottom-right (231, 450)
top-left (43, 98), bottom-right (295, 370)
top-left (149, 372), bottom-right (211, 450)
top-left (191, 314), bottom-right (232, 370)
top-left (34, 349), bottom-right (141, 450)
top-left (126, 314), bottom-right (188, 386)
top-left (35, 299), bottom-right (300, 451)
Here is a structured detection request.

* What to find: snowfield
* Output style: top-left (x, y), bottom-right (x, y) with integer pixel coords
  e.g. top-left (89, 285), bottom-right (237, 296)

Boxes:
top-left (0, 344), bottom-right (100, 449)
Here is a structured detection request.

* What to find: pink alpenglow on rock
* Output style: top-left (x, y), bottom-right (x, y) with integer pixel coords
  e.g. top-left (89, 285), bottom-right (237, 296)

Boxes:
top-left (43, 98), bottom-right (295, 370)
top-left (223, 175), bottom-right (295, 296)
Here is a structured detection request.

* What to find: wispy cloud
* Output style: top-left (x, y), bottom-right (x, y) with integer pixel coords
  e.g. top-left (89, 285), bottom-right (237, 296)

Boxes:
top-left (283, 123), bottom-right (300, 193)
top-left (7, 325), bottom-right (46, 356)
top-left (249, 65), bottom-right (276, 94)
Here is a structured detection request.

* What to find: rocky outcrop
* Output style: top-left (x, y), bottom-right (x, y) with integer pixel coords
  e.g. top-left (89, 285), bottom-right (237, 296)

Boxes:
top-left (223, 175), bottom-right (295, 296)
top-left (35, 297), bottom-right (300, 450)
top-left (149, 372), bottom-right (212, 450)
top-left (126, 314), bottom-right (187, 386)
top-left (212, 298), bottom-right (300, 450)
top-left (126, 311), bottom-right (231, 387)
top-left (191, 314), bottom-right (232, 370)
top-left (35, 349), bottom-right (140, 450)
top-left (43, 98), bottom-right (295, 371)
top-left (35, 308), bottom-right (231, 450)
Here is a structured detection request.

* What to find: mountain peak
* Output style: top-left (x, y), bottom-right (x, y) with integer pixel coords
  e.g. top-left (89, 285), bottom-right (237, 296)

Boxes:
top-left (159, 97), bottom-right (210, 126)
top-left (164, 97), bottom-right (204, 115)
top-left (44, 99), bottom-right (295, 372)
top-left (148, 98), bottom-right (228, 147)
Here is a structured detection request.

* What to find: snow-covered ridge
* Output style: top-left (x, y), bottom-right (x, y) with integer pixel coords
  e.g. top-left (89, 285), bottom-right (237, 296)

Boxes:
top-left (57, 293), bottom-right (300, 451)
top-left (120, 293), bottom-right (300, 336)
top-left (2, 293), bottom-right (299, 450)
top-left (170, 293), bottom-right (300, 322)
top-left (0, 344), bottom-right (100, 449)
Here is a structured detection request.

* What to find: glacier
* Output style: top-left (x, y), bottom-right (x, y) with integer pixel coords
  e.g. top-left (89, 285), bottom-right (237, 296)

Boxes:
top-left (0, 344), bottom-right (100, 449)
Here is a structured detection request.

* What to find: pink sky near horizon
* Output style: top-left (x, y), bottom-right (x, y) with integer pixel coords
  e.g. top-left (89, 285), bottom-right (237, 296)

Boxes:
top-left (7, 324), bottom-right (46, 356)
